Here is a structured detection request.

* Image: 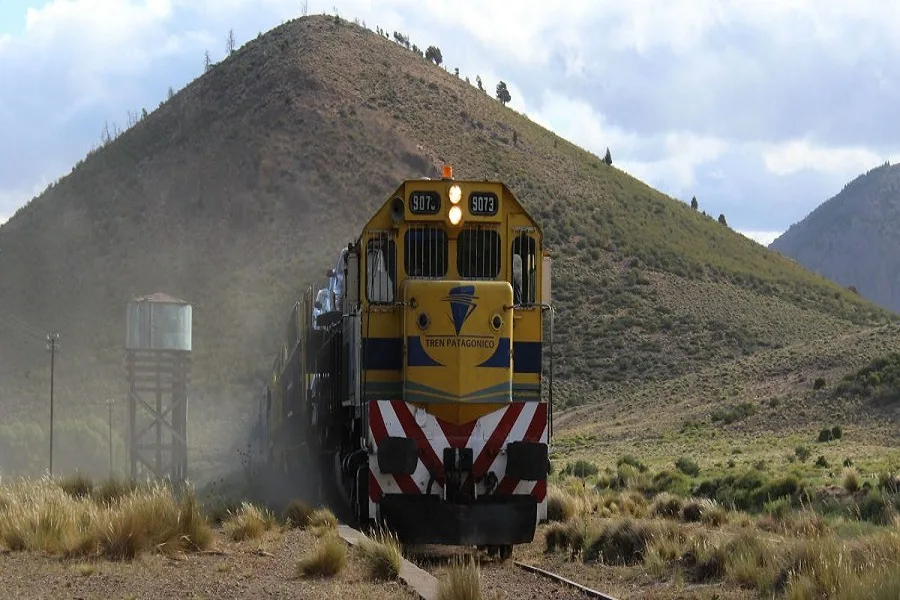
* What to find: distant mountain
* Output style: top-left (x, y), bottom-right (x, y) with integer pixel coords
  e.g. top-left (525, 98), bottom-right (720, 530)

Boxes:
top-left (770, 162), bottom-right (900, 313)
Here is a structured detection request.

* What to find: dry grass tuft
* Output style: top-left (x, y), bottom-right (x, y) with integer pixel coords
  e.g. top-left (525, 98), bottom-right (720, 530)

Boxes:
top-left (650, 492), bottom-right (684, 519)
top-left (284, 499), bottom-right (314, 529)
top-left (224, 502), bottom-right (276, 541)
top-left (544, 519), bottom-right (586, 555)
top-left (843, 467), bottom-right (861, 493)
top-left (297, 534), bottom-right (347, 578)
top-left (58, 473), bottom-right (93, 499)
top-left (0, 477), bottom-right (212, 560)
top-left (308, 507), bottom-right (339, 536)
top-left (546, 486), bottom-right (578, 522)
top-left (356, 528), bottom-right (403, 581)
top-left (437, 556), bottom-right (482, 600)
top-left (584, 518), bottom-right (679, 566)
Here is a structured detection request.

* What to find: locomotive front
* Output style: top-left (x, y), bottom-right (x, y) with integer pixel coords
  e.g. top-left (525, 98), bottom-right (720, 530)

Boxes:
top-left (362, 166), bottom-right (552, 554)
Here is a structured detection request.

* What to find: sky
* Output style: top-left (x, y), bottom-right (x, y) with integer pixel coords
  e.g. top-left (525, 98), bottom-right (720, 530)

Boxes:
top-left (2, 1), bottom-right (900, 245)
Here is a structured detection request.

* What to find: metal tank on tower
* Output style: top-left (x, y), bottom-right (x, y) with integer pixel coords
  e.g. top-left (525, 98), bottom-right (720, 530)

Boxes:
top-left (125, 293), bottom-right (192, 482)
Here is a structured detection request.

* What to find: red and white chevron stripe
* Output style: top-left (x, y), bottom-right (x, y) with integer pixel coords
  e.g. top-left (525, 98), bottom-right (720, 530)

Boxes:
top-left (367, 400), bottom-right (548, 520)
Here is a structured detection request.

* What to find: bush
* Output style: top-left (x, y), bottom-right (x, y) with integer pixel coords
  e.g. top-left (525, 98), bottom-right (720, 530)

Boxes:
top-left (796, 446), bottom-right (812, 462)
top-left (544, 520), bottom-right (585, 555)
top-left (284, 500), bottom-right (314, 529)
top-left (297, 535), bottom-right (347, 577)
top-left (813, 377), bottom-right (827, 390)
top-left (437, 556), bottom-right (481, 600)
top-left (819, 428), bottom-right (834, 442)
top-left (617, 455), bottom-right (648, 473)
top-left (568, 459), bottom-right (599, 478)
top-left (843, 468), bottom-right (861, 493)
top-left (831, 425), bottom-right (843, 440)
top-left (58, 473), bottom-right (93, 499)
top-left (224, 502), bottom-right (276, 541)
top-left (357, 529), bottom-right (403, 581)
top-left (650, 493), bottom-right (683, 519)
top-left (815, 455), bottom-right (830, 468)
top-left (675, 457), bottom-right (700, 477)
top-left (546, 487), bottom-right (578, 522)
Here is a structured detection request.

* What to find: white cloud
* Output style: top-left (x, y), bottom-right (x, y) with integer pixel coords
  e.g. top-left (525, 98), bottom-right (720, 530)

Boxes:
top-left (761, 139), bottom-right (899, 177)
top-left (738, 230), bottom-right (782, 246)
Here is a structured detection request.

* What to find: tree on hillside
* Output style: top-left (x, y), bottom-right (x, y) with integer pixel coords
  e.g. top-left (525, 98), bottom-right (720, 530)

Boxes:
top-left (204, 50), bottom-right (211, 72)
top-left (425, 45), bottom-right (443, 66)
top-left (718, 213), bottom-right (727, 226)
top-left (454, 67), bottom-right (459, 77)
top-left (301, 0), bottom-right (308, 16)
top-left (604, 147), bottom-right (612, 165)
top-left (227, 29), bottom-right (236, 54)
top-left (476, 75), bottom-right (484, 92)
top-left (691, 196), bottom-right (698, 210)
top-left (496, 81), bottom-right (511, 105)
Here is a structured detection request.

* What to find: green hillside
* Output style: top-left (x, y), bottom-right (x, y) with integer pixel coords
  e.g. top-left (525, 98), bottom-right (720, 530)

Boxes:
top-left (0, 15), bottom-right (895, 478)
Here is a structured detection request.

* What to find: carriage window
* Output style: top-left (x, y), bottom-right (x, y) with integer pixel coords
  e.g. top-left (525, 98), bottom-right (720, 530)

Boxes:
top-left (511, 232), bottom-right (537, 304)
top-left (457, 228), bottom-right (501, 279)
top-left (405, 226), bottom-right (447, 278)
top-left (366, 234), bottom-right (396, 303)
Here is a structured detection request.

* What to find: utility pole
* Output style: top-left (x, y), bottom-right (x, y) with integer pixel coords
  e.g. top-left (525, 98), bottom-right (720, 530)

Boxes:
top-left (106, 398), bottom-right (115, 478)
top-left (46, 331), bottom-right (59, 476)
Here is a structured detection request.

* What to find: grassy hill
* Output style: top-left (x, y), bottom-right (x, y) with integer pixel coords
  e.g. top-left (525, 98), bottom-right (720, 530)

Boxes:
top-left (770, 162), bottom-right (900, 312)
top-left (0, 15), bottom-right (897, 479)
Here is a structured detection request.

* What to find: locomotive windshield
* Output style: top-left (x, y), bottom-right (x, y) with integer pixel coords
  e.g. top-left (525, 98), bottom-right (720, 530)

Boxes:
top-left (405, 226), bottom-right (447, 278)
top-left (457, 227), bottom-right (501, 279)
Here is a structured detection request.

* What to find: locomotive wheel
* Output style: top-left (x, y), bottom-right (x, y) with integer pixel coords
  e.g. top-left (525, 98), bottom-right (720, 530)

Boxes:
top-left (498, 545), bottom-right (512, 561)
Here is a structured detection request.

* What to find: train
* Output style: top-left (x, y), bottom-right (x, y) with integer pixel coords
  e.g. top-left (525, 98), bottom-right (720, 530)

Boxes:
top-left (250, 166), bottom-right (554, 557)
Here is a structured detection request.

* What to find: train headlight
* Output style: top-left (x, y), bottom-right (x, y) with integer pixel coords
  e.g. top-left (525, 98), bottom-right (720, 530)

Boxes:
top-left (448, 205), bottom-right (462, 225)
top-left (448, 184), bottom-right (462, 204)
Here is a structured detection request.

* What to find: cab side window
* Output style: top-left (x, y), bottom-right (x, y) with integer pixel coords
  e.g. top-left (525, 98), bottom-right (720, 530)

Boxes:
top-left (511, 233), bottom-right (537, 304)
top-left (366, 235), bottom-right (396, 303)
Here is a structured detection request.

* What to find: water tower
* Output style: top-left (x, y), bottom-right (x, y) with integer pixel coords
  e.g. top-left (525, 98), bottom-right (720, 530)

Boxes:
top-left (125, 293), bottom-right (192, 482)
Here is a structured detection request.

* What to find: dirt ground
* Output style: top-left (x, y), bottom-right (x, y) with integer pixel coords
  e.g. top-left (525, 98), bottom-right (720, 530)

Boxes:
top-left (0, 527), bottom-right (417, 600)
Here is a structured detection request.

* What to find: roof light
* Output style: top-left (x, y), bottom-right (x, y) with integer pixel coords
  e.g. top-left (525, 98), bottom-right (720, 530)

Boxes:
top-left (442, 164), bottom-right (453, 179)
top-left (449, 205), bottom-right (462, 225)
top-left (448, 184), bottom-right (462, 204)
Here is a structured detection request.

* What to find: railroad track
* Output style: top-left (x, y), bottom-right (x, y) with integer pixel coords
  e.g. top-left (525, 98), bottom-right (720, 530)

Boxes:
top-left (513, 560), bottom-right (620, 600)
top-left (338, 524), bottom-right (619, 600)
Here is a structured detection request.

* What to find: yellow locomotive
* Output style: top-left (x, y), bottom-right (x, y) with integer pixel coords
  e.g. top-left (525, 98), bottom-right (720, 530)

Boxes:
top-left (253, 167), bottom-right (553, 557)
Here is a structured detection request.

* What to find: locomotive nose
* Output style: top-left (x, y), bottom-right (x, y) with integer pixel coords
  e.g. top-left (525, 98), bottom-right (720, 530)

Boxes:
top-left (403, 280), bottom-right (513, 418)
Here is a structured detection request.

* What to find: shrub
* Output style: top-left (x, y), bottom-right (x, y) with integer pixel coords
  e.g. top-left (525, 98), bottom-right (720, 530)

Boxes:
top-left (819, 428), bottom-right (834, 442)
top-left (357, 529), bottom-right (403, 581)
top-left (544, 520), bottom-right (585, 555)
top-left (284, 500), bottom-right (314, 529)
top-left (617, 455), bottom-right (648, 473)
top-left (224, 502), bottom-right (276, 541)
top-left (796, 446), bottom-right (811, 462)
top-left (813, 377), bottom-right (826, 390)
top-left (437, 556), bottom-right (481, 600)
top-left (58, 473), bottom-right (93, 499)
top-left (675, 457), bottom-right (701, 477)
top-left (815, 455), bottom-right (830, 468)
top-left (546, 486), bottom-right (578, 522)
top-left (583, 519), bottom-right (671, 566)
top-left (308, 508), bottom-right (338, 536)
top-left (570, 459), bottom-right (599, 478)
top-left (297, 534), bottom-right (347, 577)
top-left (843, 468), bottom-right (861, 493)
top-left (650, 493), bottom-right (683, 519)
top-left (831, 425), bottom-right (843, 440)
